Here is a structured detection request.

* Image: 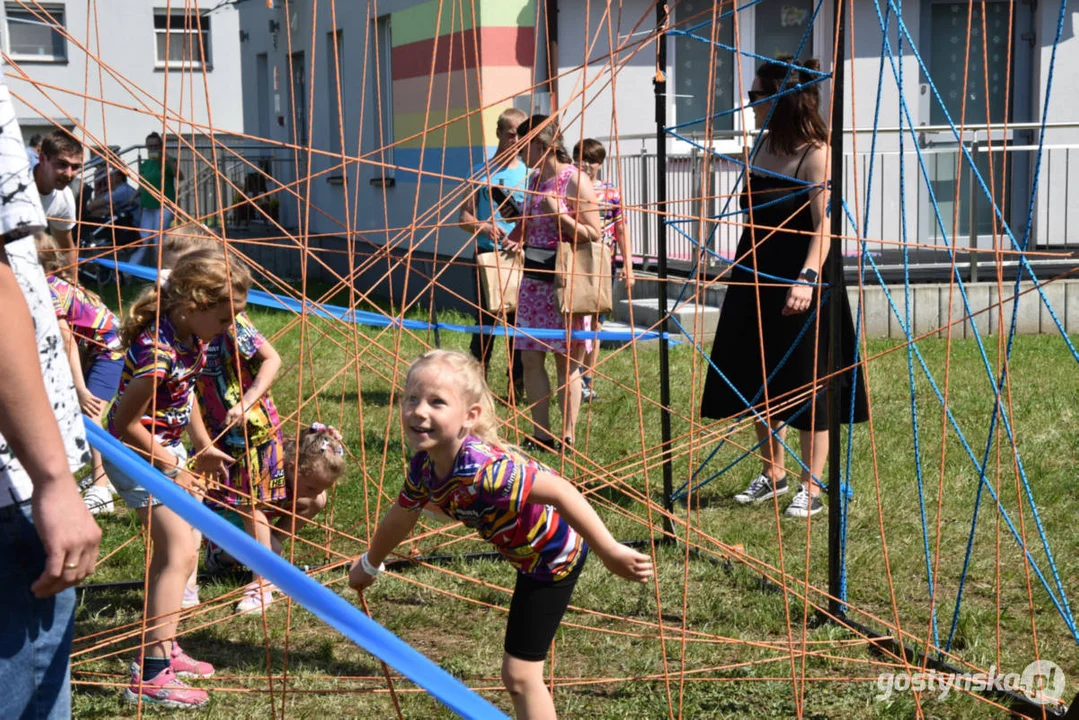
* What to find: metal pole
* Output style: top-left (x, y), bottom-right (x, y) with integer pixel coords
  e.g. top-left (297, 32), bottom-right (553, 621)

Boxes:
top-left (827, 0), bottom-right (848, 619)
top-left (968, 140), bottom-right (980, 283)
top-left (640, 145), bottom-right (651, 268)
top-left (655, 2), bottom-right (675, 539)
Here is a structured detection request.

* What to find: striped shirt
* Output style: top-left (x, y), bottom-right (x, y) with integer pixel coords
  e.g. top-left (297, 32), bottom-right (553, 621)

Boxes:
top-left (107, 314), bottom-right (205, 445)
top-left (48, 274), bottom-right (123, 361)
top-left (398, 436), bottom-right (587, 581)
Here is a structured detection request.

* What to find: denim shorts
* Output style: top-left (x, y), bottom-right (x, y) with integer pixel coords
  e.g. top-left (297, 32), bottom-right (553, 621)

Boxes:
top-left (0, 500), bottom-right (76, 720)
top-left (85, 354), bottom-right (124, 402)
top-left (102, 440), bottom-right (188, 510)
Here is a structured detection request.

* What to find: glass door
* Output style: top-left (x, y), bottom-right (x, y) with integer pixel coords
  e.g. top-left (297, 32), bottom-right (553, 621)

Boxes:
top-left (922, 0), bottom-right (1032, 246)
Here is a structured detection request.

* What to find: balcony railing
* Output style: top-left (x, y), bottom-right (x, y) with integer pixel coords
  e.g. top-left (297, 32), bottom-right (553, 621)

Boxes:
top-left (600, 123), bottom-right (1079, 281)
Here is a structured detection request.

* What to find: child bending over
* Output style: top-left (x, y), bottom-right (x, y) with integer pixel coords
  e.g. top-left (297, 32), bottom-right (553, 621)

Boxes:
top-left (36, 232), bottom-right (124, 513)
top-left (103, 247), bottom-right (250, 710)
top-left (204, 422), bottom-right (346, 572)
top-left (349, 350), bottom-right (652, 720)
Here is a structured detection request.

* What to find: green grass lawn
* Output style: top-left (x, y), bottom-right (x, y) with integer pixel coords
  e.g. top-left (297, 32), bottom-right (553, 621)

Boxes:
top-left (70, 280), bottom-right (1078, 718)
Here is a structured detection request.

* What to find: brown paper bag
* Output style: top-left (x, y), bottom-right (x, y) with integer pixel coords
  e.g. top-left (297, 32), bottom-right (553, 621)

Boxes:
top-left (554, 241), bottom-right (613, 315)
top-left (476, 249), bottom-right (522, 314)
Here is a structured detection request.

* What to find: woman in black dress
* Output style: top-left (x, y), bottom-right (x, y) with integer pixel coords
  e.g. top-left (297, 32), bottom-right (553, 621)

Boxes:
top-left (700, 58), bottom-right (868, 518)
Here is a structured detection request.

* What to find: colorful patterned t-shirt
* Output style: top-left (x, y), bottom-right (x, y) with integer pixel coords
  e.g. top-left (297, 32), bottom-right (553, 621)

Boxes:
top-left (398, 436), bottom-right (587, 581)
top-left (594, 180), bottom-right (624, 253)
top-left (107, 314), bottom-right (205, 445)
top-left (196, 311), bottom-right (281, 449)
top-left (48, 274), bottom-right (123, 361)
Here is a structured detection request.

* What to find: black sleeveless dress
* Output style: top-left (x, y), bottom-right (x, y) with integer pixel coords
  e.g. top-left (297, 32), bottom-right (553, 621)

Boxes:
top-left (700, 150), bottom-right (868, 432)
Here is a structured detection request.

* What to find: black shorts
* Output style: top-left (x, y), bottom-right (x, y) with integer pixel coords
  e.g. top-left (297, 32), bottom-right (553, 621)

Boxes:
top-left (503, 554), bottom-right (587, 662)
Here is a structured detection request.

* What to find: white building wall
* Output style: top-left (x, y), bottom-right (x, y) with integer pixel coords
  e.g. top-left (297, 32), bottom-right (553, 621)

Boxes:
top-left (2, 1), bottom-right (243, 151)
top-left (238, 0), bottom-right (469, 253)
top-left (557, 0), bottom-right (1079, 258)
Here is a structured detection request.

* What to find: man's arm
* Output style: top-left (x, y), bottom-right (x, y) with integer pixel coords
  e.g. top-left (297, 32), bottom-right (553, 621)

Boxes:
top-left (0, 252), bottom-right (100, 597)
top-left (458, 186), bottom-right (504, 247)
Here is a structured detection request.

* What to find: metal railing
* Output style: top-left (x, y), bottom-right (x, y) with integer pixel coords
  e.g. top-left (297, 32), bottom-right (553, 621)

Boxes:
top-left (599, 123), bottom-right (1079, 279)
top-left (171, 139), bottom-right (296, 228)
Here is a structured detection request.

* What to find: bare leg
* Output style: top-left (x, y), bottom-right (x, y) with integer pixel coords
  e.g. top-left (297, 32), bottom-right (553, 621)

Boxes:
top-left (555, 344), bottom-right (586, 444)
top-left (798, 428), bottom-right (829, 496)
top-left (521, 350), bottom-right (552, 440)
top-left (87, 400), bottom-right (113, 490)
top-left (89, 448), bottom-right (109, 486)
top-left (754, 418), bottom-right (788, 480)
top-left (501, 654), bottom-right (557, 720)
top-left (138, 504), bottom-right (198, 659)
top-left (582, 314), bottom-right (601, 386)
top-left (240, 505), bottom-right (273, 582)
top-left (185, 528), bottom-right (202, 593)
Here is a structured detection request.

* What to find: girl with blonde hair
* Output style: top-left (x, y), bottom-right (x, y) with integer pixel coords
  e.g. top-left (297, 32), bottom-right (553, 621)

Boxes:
top-left (350, 349), bottom-right (653, 719)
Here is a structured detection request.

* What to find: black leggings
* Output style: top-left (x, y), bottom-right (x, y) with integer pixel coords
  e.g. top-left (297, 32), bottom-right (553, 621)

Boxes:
top-left (503, 556), bottom-right (586, 662)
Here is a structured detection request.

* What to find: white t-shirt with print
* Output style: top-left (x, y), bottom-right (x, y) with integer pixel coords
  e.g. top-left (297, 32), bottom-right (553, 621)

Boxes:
top-left (39, 185), bottom-right (76, 232)
top-left (0, 238), bottom-right (89, 506)
top-left (0, 71), bottom-right (88, 507)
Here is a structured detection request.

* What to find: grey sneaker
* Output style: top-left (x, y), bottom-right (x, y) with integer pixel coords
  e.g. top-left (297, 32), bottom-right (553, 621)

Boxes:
top-left (734, 473), bottom-right (788, 504)
top-left (581, 383), bottom-right (597, 402)
top-left (785, 486), bottom-right (824, 518)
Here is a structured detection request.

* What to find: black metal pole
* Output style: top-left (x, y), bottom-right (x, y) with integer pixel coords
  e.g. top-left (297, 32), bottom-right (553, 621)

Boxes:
top-left (654, 3), bottom-right (675, 539)
top-left (827, 0), bottom-right (847, 619)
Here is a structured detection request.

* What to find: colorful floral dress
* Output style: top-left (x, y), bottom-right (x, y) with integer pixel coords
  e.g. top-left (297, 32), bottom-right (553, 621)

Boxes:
top-left (47, 275), bottom-right (123, 364)
top-left (515, 164), bottom-right (592, 355)
top-left (196, 312), bottom-right (285, 505)
top-left (594, 180), bottom-right (624, 258)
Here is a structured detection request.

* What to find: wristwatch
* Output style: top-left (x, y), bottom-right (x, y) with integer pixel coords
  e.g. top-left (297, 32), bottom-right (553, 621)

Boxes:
top-left (798, 267), bottom-right (819, 283)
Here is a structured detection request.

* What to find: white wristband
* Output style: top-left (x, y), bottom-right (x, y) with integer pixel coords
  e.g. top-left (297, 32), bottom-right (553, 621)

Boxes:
top-left (360, 553), bottom-right (385, 577)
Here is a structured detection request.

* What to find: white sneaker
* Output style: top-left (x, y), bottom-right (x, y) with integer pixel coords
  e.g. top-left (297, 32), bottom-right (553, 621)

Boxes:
top-left (236, 583), bottom-right (274, 615)
top-left (784, 486), bottom-right (824, 518)
top-left (82, 484), bottom-right (115, 514)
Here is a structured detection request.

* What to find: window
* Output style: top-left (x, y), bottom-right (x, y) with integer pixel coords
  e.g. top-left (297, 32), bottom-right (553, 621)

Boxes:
top-left (673, 0), bottom-right (816, 136)
top-left (929, 1), bottom-right (1011, 126)
top-left (326, 30), bottom-right (344, 155)
top-left (673, 0), bottom-right (734, 134)
top-left (5, 3), bottom-right (66, 62)
top-left (372, 15), bottom-right (393, 172)
top-left (154, 11), bottom-right (211, 69)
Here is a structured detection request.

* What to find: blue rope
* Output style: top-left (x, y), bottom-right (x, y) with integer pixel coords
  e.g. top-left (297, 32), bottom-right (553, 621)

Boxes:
top-left (85, 422), bottom-right (508, 719)
top-left (945, 0), bottom-right (1078, 651)
top-left (868, 0), bottom-right (1077, 642)
top-left (841, 204), bottom-right (1077, 638)
top-left (671, 292), bottom-right (837, 501)
top-left (95, 259), bottom-right (677, 344)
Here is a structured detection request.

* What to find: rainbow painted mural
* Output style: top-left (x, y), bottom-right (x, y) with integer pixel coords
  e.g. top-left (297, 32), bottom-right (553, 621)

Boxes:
top-left (389, 0), bottom-right (537, 182)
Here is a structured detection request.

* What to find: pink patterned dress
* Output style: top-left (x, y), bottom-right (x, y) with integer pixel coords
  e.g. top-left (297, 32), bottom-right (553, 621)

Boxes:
top-left (515, 165), bottom-right (592, 355)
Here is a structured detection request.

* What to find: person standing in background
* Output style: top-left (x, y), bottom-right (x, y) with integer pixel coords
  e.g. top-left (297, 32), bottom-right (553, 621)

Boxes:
top-left (25, 132), bottom-right (42, 164)
top-left (458, 108), bottom-right (528, 399)
top-left (572, 139), bottom-right (635, 402)
top-left (32, 130), bottom-right (83, 267)
top-left (130, 131), bottom-right (183, 267)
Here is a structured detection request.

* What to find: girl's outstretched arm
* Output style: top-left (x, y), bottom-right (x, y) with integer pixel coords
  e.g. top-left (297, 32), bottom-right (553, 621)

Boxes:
top-left (348, 503), bottom-right (422, 592)
top-left (528, 471), bottom-right (653, 583)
